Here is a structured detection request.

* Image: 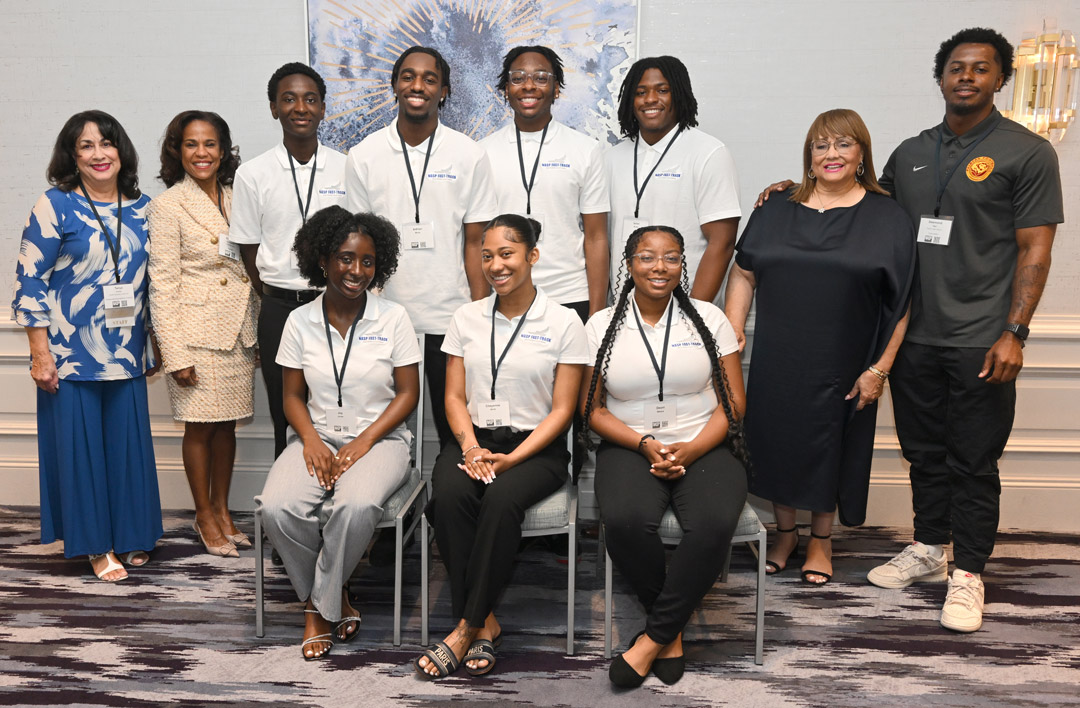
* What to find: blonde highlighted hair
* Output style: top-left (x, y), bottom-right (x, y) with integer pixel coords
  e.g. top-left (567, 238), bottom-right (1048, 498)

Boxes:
top-left (789, 108), bottom-right (888, 204)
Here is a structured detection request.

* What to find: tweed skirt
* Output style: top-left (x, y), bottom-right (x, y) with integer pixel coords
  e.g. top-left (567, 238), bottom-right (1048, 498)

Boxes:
top-left (165, 340), bottom-right (255, 422)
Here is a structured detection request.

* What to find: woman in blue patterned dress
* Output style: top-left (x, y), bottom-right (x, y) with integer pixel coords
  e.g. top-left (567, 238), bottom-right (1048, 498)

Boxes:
top-left (12, 110), bottom-right (163, 582)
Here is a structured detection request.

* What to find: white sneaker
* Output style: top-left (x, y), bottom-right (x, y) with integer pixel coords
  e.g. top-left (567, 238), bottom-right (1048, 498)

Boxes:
top-left (940, 569), bottom-right (984, 632)
top-left (867, 542), bottom-right (948, 589)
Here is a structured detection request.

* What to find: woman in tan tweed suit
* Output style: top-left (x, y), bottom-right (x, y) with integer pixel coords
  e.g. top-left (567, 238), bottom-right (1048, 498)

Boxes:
top-left (148, 111), bottom-right (258, 558)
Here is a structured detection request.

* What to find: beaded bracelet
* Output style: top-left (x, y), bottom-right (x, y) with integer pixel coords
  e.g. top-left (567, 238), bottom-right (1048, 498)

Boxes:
top-left (461, 444), bottom-right (481, 460)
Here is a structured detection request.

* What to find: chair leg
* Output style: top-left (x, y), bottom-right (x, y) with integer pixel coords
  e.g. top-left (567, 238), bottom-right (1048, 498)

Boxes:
top-left (255, 510), bottom-right (264, 638)
top-left (394, 519), bottom-right (404, 647)
top-left (567, 527), bottom-right (576, 656)
top-left (420, 512), bottom-right (430, 647)
top-left (720, 544), bottom-right (732, 584)
top-left (754, 530), bottom-right (765, 665)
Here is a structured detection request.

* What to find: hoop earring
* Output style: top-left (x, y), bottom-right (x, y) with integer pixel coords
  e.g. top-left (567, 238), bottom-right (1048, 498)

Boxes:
top-left (320, 266), bottom-right (327, 277)
top-left (807, 168), bottom-right (816, 180)
top-left (856, 162), bottom-right (865, 177)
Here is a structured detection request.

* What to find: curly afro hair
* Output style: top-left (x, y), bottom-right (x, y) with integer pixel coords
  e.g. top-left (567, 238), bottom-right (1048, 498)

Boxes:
top-left (933, 27), bottom-right (1014, 86)
top-left (293, 205), bottom-right (401, 290)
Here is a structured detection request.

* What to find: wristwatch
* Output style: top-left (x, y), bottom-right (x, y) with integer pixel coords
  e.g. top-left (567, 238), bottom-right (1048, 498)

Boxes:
top-left (1003, 322), bottom-right (1029, 347)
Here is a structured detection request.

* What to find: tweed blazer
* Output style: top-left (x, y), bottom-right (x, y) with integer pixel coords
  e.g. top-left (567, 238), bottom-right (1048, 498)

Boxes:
top-left (147, 175), bottom-right (258, 373)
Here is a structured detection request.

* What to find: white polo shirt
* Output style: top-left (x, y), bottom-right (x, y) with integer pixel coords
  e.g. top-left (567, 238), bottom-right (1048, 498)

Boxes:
top-left (442, 287), bottom-right (589, 432)
top-left (605, 126), bottom-right (741, 293)
top-left (480, 120), bottom-right (609, 305)
top-left (276, 292), bottom-right (422, 443)
top-left (345, 119), bottom-right (498, 334)
top-left (586, 293), bottom-right (739, 445)
top-left (229, 142), bottom-right (347, 291)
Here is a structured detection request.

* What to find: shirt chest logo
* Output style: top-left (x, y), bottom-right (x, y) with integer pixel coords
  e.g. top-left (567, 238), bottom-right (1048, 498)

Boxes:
top-left (653, 170), bottom-right (682, 180)
top-left (319, 187), bottom-right (346, 196)
top-left (966, 156), bottom-right (994, 182)
top-left (426, 170), bottom-right (457, 181)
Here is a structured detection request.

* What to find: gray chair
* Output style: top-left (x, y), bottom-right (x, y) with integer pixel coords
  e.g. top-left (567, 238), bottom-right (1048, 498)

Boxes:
top-left (255, 335), bottom-right (429, 647)
top-left (602, 501), bottom-right (766, 664)
top-left (420, 433), bottom-right (579, 655)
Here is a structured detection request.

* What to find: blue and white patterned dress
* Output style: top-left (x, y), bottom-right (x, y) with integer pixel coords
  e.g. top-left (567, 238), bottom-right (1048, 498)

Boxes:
top-left (13, 187), bottom-right (152, 378)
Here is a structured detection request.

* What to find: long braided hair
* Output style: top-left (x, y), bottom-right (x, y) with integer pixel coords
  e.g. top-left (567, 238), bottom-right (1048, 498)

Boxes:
top-left (581, 226), bottom-right (751, 469)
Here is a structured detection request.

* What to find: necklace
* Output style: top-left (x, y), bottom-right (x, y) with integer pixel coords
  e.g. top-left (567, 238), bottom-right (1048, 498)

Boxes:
top-left (813, 184), bottom-right (861, 213)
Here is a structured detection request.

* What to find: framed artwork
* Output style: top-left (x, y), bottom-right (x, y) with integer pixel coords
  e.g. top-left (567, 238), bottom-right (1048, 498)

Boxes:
top-left (307, 0), bottom-right (638, 150)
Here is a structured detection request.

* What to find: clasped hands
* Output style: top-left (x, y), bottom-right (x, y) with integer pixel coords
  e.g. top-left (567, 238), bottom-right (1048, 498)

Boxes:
top-left (458, 448), bottom-right (515, 484)
top-left (303, 437), bottom-right (373, 490)
top-left (640, 438), bottom-right (697, 480)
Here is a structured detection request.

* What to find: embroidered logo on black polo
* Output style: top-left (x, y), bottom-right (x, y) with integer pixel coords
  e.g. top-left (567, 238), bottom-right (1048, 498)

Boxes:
top-left (966, 156), bottom-right (995, 182)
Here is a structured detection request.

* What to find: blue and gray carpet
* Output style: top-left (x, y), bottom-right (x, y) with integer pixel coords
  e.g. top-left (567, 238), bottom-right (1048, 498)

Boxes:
top-left (1, 506), bottom-right (1078, 707)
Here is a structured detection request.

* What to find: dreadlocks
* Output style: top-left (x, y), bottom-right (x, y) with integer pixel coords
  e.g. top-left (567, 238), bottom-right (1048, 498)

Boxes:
top-left (616, 56), bottom-right (699, 139)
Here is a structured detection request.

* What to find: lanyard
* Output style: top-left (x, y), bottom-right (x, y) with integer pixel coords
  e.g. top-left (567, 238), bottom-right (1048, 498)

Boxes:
top-left (323, 296), bottom-right (367, 407)
top-left (932, 123), bottom-right (995, 217)
top-left (216, 186), bottom-right (230, 227)
top-left (399, 125), bottom-right (436, 223)
top-left (79, 184), bottom-right (123, 283)
top-left (515, 123), bottom-right (548, 214)
top-left (632, 127), bottom-right (682, 218)
top-left (489, 291), bottom-right (537, 400)
top-left (287, 144), bottom-right (318, 224)
top-left (631, 297), bottom-right (674, 401)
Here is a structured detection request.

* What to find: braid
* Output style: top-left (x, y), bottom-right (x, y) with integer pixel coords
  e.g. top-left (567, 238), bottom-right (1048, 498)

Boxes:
top-left (672, 286), bottom-right (752, 471)
top-left (580, 270), bottom-right (635, 451)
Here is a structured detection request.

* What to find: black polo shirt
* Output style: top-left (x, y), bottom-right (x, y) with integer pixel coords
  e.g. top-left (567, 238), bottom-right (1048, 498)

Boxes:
top-left (880, 108), bottom-right (1063, 348)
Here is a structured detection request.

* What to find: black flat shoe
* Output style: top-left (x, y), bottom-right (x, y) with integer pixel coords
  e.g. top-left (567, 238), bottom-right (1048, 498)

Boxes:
top-left (609, 654), bottom-right (648, 688)
top-left (651, 655), bottom-right (685, 685)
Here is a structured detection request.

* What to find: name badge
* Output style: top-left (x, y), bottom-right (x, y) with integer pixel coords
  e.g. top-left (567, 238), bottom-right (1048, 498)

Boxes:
top-left (329, 405), bottom-right (358, 435)
top-left (644, 401), bottom-right (677, 431)
top-left (918, 215), bottom-right (954, 246)
top-left (402, 221), bottom-right (435, 250)
top-left (623, 217), bottom-right (649, 243)
top-left (518, 212), bottom-right (545, 240)
top-left (102, 282), bottom-right (136, 328)
top-left (218, 234), bottom-right (241, 261)
top-left (479, 399), bottom-right (511, 428)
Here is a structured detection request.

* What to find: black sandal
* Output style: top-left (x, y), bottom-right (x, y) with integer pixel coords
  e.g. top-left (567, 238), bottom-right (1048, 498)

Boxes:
top-left (800, 532), bottom-right (833, 585)
top-left (414, 640), bottom-right (461, 679)
top-left (765, 526), bottom-right (800, 575)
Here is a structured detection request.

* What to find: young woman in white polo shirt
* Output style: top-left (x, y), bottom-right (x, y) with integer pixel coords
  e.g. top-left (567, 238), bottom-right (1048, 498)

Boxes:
top-left (582, 226), bottom-right (751, 688)
top-left (256, 206), bottom-right (421, 661)
top-left (415, 214), bottom-right (588, 679)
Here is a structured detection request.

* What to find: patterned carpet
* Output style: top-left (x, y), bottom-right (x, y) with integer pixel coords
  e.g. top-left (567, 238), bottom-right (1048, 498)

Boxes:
top-left (2, 506), bottom-right (1079, 708)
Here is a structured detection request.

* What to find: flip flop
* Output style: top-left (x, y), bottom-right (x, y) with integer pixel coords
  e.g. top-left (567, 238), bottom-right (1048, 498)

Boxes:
top-left (335, 614), bottom-right (362, 643)
top-left (464, 638), bottom-right (498, 676)
top-left (413, 640), bottom-right (461, 679)
top-left (120, 551), bottom-right (149, 567)
top-left (89, 553), bottom-right (127, 582)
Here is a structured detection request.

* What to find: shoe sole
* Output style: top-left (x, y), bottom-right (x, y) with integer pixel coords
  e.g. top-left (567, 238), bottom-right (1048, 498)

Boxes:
top-left (940, 615), bottom-right (982, 632)
top-left (867, 566), bottom-right (948, 589)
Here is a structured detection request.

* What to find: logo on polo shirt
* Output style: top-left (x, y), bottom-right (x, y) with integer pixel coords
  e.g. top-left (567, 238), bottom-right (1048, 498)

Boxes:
top-left (541, 160), bottom-right (571, 169)
top-left (426, 170), bottom-right (457, 181)
top-left (319, 187), bottom-right (346, 196)
top-left (966, 156), bottom-right (994, 182)
top-left (356, 335), bottom-right (389, 343)
top-left (519, 332), bottom-right (552, 343)
top-left (653, 170), bottom-right (682, 180)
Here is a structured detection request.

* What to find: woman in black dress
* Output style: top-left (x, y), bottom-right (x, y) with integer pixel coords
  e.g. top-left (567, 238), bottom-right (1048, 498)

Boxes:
top-left (725, 109), bottom-right (915, 585)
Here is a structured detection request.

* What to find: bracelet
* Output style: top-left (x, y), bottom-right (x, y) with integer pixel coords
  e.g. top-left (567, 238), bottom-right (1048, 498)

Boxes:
top-left (868, 365), bottom-right (889, 381)
top-left (461, 444), bottom-right (481, 460)
top-left (638, 434), bottom-right (656, 451)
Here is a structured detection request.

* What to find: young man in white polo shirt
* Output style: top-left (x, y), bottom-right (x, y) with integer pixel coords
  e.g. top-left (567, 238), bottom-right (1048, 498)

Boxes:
top-left (231, 62), bottom-right (348, 457)
top-left (480, 45), bottom-right (609, 323)
top-left (345, 46), bottom-right (498, 449)
top-left (606, 56), bottom-right (741, 303)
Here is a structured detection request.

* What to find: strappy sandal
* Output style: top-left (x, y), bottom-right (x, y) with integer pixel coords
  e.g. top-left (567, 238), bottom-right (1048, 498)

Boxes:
top-left (414, 640), bottom-right (461, 679)
top-left (463, 633), bottom-right (501, 676)
top-left (301, 609), bottom-right (334, 660)
top-left (800, 532), bottom-right (833, 585)
top-left (89, 552), bottom-right (127, 582)
top-left (765, 526), bottom-right (800, 575)
top-left (120, 551), bottom-right (149, 567)
top-left (335, 614), bottom-right (362, 643)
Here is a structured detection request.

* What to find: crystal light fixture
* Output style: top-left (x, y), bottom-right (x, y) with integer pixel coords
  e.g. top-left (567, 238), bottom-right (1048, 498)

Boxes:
top-left (1003, 19), bottom-right (1079, 142)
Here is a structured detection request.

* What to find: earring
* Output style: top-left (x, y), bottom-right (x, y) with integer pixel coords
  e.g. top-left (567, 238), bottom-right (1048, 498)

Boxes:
top-left (320, 266), bottom-right (327, 277)
top-left (807, 168), bottom-right (816, 180)
top-left (856, 162), bottom-right (865, 177)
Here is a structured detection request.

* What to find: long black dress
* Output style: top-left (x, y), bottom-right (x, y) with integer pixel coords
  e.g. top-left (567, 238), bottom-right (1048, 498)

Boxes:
top-left (735, 191), bottom-right (916, 525)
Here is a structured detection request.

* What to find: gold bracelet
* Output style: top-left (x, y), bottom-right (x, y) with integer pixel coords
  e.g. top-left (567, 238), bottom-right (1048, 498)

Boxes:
top-left (868, 365), bottom-right (888, 381)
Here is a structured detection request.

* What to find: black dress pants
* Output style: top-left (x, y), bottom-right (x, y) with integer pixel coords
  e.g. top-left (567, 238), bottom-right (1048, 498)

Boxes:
top-left (257, 294), bottom-right (305, 457)
top-left (890, 342), bottom-right (1015, 573)
top-left (423, 334), bottom-right (454, 451)
top-left (595, 441), bottom-right (747, 646)
top-left (430, 428), bottom-right (568, 627)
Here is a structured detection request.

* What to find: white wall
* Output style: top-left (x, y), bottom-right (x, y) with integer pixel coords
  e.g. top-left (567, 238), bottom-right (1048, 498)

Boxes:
top-left (2, 1), bottom-right (1078, 530)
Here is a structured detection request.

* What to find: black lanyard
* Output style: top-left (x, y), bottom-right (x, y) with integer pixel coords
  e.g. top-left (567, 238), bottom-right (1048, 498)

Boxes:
top-left (79, 183), bottom-right (123, 283)
top-left (323, 296), bottom-right (367, 407)
top-left (489, 291), bottom-right (537, 400)
top-left (932, 123), bottom-right (995, 217)
top-left (632, 127), bottom-right (682, 218)
top-left (287, 144), bottom-right (318, 224)
top-left (216, 186), bottom-right (230, 227)
top-left (515, 123), bottom-right (548, 214)
top-left (399, 125), bottom-right (436, 223)
top-left (631, 297), bottom-right (674, 401)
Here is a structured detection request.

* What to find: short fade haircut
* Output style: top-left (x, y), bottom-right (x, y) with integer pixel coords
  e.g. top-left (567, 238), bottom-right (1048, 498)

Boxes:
top-left (497, 46), bottom-right (566, 93)
top-left (616, 56), bottom-right (699, 139)
top-left (267, 62), bottom-right (327, 102)
top-left (933, 27), bottom-right (1014, 86)
top-left (391, 46), bottom-right (452, 107)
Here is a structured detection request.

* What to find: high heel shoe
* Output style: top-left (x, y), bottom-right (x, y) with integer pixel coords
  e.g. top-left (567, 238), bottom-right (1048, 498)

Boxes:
top-left (801, 531), bottom-right (833, 585)
top-left (226, 532), bottom-right (252, 548)
top-left (193, 522), bottom-right (239, 558)
top-left (765, 526), bottom-right (800, 575)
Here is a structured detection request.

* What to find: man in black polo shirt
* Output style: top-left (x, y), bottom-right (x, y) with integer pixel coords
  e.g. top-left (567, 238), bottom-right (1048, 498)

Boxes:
top-left (865, 28), bottom-right (1062, 633)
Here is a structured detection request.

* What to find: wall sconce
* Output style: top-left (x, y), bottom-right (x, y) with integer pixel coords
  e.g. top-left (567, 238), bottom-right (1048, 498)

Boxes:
top-left (1003, 20), bottom-right (1079, 142)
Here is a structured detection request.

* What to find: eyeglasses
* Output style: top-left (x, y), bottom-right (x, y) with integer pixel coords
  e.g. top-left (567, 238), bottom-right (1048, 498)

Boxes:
top-left (810, 137), bottom-right (859, 155)
top-left (508, 70), bottom-right (554, 87)
top-left (632, 253), bottom-right (683, 266)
